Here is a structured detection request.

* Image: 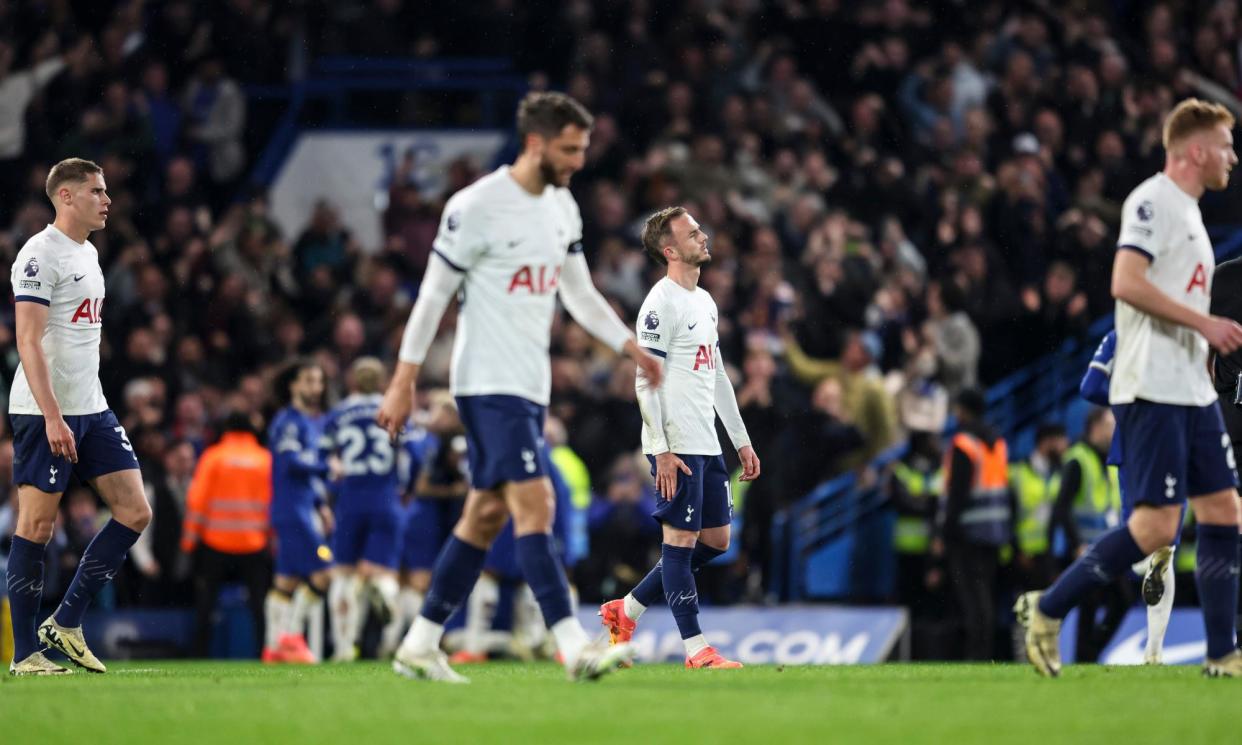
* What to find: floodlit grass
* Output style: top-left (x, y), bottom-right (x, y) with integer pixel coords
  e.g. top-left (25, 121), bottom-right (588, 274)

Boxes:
top-left (0, 660), bottom-right (1232, 744)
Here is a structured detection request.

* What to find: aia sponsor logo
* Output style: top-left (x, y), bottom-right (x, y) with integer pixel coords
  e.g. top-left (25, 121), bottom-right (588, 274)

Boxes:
top-left (508, 265), bottom-right (560, 294)
top-left (71, 298), bottom-right (104, 324)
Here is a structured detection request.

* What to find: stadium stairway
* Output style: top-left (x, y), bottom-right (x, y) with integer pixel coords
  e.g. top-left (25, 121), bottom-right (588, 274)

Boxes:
top-left (774, 224), bottom-right (1242, 602)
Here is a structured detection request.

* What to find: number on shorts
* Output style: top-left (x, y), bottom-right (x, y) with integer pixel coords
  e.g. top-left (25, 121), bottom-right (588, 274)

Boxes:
top-left (1223, 433), bottom-right (1237, 473)
top-left (114, 426), bottom-right (134, 452)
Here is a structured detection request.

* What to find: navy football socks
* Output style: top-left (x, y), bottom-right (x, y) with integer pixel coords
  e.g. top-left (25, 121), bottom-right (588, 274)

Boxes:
top-left (1195, 523), bottom-right (1240, 660)
top-left (55, 519), bottom-right (141, 628)
top-left (631, 543), bottom-right (725, 607)
top-left (660, 544), bottom-right (702, 639)
top-left (1038, 526), bottom-right (1145, 619)
top-left (6, 536), bottom-right (47, 662)
top-left (421, 536), bottom-right (486, 624)
top-left (515, 533), bottom-right (574, 626)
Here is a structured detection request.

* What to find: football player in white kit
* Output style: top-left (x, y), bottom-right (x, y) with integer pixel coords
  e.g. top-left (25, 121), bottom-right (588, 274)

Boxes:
top-left (598, 207), bottom-right (760, 668)
top-left (6, 159), bottom-right (151, 675)
top-left (377, 92), bottom-right (663, 683)
top-left (1016, 99), bottom-right (1242, 677)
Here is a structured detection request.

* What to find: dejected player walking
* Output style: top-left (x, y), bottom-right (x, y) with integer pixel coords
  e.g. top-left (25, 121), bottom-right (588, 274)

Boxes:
top-left (599, 207), bottom-right (760, 668)
top-left (377, 91), bottom-right (663, 683)
top-left (6, 158), bottom-right (151, 675)
top-left (1016, 98), bottom-right (1242, 677)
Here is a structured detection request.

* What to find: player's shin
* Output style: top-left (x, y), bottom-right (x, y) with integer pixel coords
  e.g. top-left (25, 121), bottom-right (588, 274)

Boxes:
top-left (329, 574), bottom-right (363, 661)
top-left (1195, 524), bottom-right (1240, 660)
top-left (660, 544), bottom-right (707, 657)
top-left (6, 536), bottom-right (47, 663)
top-left (295, 584), bottom-right (327, 661)
top-left (54, 519), bottom-right (141, 629)
top-left (1038, 526), bottom-right (1147, 619)
top-left (628, 543), bottom-right (724, 619)
top-left (401, 538), bottom-right (487, 655)
top-left (514, 533), bottom-right (587, 664)
top-left (264, 588), bottom-right (293, 654)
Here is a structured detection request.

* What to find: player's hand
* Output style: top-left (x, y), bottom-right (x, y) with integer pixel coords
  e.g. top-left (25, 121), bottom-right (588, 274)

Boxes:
top-left (738, 445), bottom-right (761, 481)
top-left (655, 451), bottom-right (692, 500)
top-left (327, 455), bottom-right (344, 482)
top-left (45, 416), bottom-right (77, 463)
top-left (1200, 315), bottom-right (1242, 355)
top-left (622, 339), bottom-right (664, 388)
top-left (318, 505), bottom-right (335, 535)
top-left (377, 381), bottom-right (415, 443)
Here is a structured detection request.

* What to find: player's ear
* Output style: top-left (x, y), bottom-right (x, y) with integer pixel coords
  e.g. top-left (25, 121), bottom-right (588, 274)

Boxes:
top-left (524, 131), bottom-right (544, 156)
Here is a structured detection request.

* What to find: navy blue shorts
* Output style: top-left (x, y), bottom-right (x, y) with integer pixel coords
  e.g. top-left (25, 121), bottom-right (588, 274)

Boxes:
top-left (401, 498), bottom-right (463, 571)
top-left (11, 410), bottom-right (140, 493)
top-left (333, 508), bottom-right (401, 569)
top-left (273, 512), bottom-right (332, 578)
top-left (455, 395), bottom-right (547, 490)
top-left (1114, 400), bottom-right (1238, 508)
top-left (648, 453), bottom-right (732, 531)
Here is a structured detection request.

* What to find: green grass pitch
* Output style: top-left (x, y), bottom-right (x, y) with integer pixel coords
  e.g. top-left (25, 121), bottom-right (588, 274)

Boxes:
top-left (0, 661), bottom-right (1234, 744)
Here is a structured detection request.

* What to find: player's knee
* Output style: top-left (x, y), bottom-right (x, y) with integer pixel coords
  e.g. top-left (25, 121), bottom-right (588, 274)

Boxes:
top-left (464, 500), bottom-right (508, 541)
top-left (662, 526), bottom-right (698, 548)
top-left (18, 519), bottom-right (54, 545)
top-left (1192, 489), bottom-right (1242, 526)
top-left (120, 499), bottom-right (153, 532)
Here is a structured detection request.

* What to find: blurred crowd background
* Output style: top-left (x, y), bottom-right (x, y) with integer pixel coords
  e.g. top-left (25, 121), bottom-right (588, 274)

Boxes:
top-left (3, 0), bottom-right (1242, 659)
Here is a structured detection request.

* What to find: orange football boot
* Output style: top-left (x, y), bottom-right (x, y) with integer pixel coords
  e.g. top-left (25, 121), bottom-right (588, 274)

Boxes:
top-left (685, 646), bottom-right (743, 669)
top-left (598, 599), bottom-right (637, 645)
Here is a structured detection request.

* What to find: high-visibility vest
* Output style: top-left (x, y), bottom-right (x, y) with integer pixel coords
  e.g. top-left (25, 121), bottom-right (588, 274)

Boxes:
top-left (550, 445), bottom-right (592, 510)
top-left (1063, 442), bottom-right (1120, 546)
top-left (945, 432), bottom-right (1011, 547)
top-left (892, 462), bottom-right (941, 555)
top-left (1010, 461), bottom-right (1059, 555)
top-left (182, 432), bottom-right (273, 555)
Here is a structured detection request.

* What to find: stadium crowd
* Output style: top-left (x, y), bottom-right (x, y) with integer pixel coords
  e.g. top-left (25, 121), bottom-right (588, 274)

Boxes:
top-left (4, 0), bottom-right (1242, 659)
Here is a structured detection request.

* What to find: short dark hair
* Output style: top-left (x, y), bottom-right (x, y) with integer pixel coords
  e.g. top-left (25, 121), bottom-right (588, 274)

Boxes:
top-left (1034, 422), bottom-right (1067, 444)
top-left (955, 386), bottom-right (987, 420)
top-left (220, 411), bottom-right (256, 436)
top-left (46, 157), bottom-right (103, 201)
top-left (1084, 406), bottom-right (1111, 435)
top-left (516, 91), bottom-right (593, 142)
top-left (640, 206), bottom-right (687, 266)
top-left (273, 357), bottom-right (320, 408)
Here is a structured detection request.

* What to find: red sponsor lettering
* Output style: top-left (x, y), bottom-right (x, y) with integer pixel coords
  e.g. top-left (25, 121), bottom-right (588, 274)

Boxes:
top-left (71, 298), bottom-right (103, 324)
top-left (508, 265), bottom-right (561, 294)
top-left (1186, 263), bottom-right (1208, 294)
top-left (693, 344), bottom-right (716, 371)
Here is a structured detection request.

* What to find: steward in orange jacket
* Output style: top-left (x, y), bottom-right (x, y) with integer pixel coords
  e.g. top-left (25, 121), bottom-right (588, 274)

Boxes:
top-left (182, 413), bottom-right (273, 656)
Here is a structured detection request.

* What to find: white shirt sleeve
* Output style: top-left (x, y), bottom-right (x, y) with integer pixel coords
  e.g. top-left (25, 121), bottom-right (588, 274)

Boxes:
top-left (397, 253), bottom-right (465, 365)
top-left (557, 251), bottom-right (631, 353)
top-left (1117, 188), bottom-right (1168, 262)
top-left (634, 287), bottom-right (672, 454)
top-left (713, 345), bottom-right (751, 452)
top-left (11, 239), bottom-right (60, 305)
top-left (431, 194), bottom-right (489, 272)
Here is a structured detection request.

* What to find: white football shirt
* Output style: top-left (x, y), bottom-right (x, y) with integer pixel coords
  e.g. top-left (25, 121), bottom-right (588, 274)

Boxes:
top-left (9, 224), bottom-right (109, 416)
top-left (431, 166), bottom-right (583, 406)
top-left (1110, 173), bottom-right (1217, 406)
top-left (635, 278), bottom-right (725, 455)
